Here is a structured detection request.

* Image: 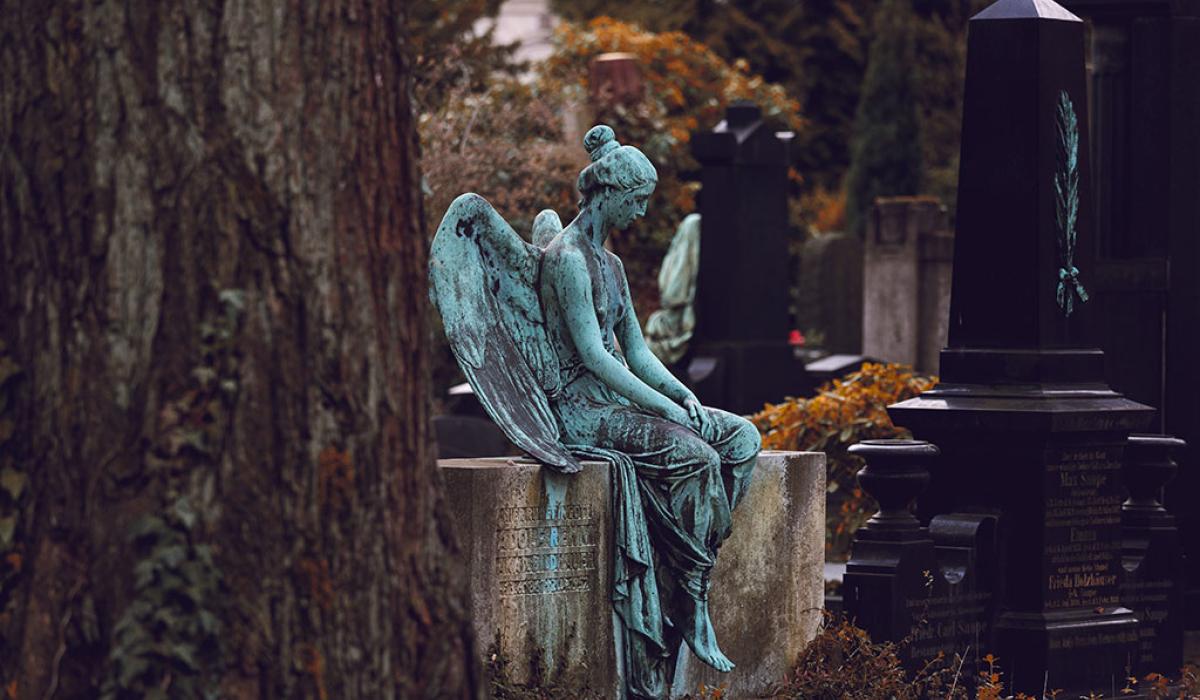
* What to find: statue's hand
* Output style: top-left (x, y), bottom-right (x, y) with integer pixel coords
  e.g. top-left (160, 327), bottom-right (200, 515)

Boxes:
top-left (684, 397), bottom-right (715, 442)
top-left (658, 402), bottom-right (696, 432)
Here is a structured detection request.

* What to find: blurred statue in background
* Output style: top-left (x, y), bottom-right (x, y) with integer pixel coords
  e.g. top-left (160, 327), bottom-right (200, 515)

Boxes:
top-left (429, 125), bottom-right (760, 698)
top-left (644, 213), bottom-right (701, 365)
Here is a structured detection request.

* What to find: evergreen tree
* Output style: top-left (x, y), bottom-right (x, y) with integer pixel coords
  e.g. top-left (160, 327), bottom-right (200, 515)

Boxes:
top-left (792, 0), bottom-right (873, 189)
top-left (844, 0), bottom-right (924, 237)
top-left (912, 0), bottom-right (971, 213)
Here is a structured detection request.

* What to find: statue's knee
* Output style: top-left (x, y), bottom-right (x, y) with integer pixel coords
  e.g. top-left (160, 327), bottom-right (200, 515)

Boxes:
top-left (730, 416), bottom-right (762, 461)
top-left (695, 443), bottom-right (722, 474)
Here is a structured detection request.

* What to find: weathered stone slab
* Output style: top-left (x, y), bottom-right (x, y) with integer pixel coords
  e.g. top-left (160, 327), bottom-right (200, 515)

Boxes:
top-left (440, 451), bottom-right (825, 698)
top-left (441, 457), bottom-right (617, 696)
top-left (671, 450), bottom-right (826, 698)
top-left (861, 196), bottom-right (951, 373)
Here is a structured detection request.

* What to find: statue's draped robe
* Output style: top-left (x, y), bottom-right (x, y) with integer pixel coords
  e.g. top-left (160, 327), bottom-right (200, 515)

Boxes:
top-left (542, 238), bottom-right (759, 699)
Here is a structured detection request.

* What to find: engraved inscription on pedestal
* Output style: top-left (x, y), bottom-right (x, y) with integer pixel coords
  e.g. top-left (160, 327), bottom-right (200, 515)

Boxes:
top-left (496, 502), bottom-right (600, 598)
top-left (1121, 578), bottom-right (1173, 667)
top-left (906, 591), bottom-right (991, 662)
top-left (1044, 446), bottom-right (1124, 612)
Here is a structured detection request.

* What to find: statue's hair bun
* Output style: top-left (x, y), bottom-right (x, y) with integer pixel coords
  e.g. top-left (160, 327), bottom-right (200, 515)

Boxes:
top-left (584, 124), bottom-right (620, 162)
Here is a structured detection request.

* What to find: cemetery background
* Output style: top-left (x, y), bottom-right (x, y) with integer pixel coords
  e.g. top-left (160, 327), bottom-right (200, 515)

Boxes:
top-left (426, 0), bottom-right (1200, 696)
top-left (0, 0), bottom-right (1195, 697)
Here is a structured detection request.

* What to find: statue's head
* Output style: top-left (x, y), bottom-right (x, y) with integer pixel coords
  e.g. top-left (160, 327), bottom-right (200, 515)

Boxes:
top-left (577, 125), bottom-right (658, 230)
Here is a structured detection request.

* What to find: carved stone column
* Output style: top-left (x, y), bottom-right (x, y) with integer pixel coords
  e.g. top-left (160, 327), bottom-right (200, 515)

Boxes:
top-left (1121, 434), bottom-right (1187, 675)
top-left (843, 440), bottom-right (939, 643)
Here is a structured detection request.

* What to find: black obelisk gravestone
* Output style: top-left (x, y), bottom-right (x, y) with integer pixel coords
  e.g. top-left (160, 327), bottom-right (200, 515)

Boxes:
top-left (888, 0), bottom-right (1154, 694)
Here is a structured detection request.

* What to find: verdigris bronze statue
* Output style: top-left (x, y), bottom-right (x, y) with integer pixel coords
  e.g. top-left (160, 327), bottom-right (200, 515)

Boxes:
top-left (429, 125), bottom-right (760, 698)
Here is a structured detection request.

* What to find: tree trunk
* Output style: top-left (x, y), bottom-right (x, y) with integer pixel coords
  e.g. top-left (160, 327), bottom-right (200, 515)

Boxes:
top-left (0, 1), bottom-right (478, 697)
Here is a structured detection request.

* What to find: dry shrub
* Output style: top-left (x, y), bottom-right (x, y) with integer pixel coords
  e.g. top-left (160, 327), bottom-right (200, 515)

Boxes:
top-left (420, 81), bottom-right (582, 238)
top-left (772, 615), bottom-right (981, 699)
top-left (801, 186), bottom-right (848, 235)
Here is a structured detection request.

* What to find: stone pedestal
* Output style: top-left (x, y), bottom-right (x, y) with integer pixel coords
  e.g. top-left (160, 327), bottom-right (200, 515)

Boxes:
top-left (440, 451), bottom-right (825, 698)
top-left (441, 457), bottom-right (617, 695)
top-left (843, 440), bottom-right (999, 681)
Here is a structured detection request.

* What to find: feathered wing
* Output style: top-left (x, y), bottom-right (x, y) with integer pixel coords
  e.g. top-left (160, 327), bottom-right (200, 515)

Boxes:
top-left (429, 193), bottom-right (580, 472)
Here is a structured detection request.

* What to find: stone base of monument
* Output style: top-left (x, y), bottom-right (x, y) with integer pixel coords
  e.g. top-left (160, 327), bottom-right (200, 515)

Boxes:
top-left (440, 451), bottom-right (825, 698)
top-left (670, 451), bottom-right (826, 698)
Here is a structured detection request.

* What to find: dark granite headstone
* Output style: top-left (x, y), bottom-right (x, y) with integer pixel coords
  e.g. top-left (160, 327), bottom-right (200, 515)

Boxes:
top-left (433, 414), bottom-right (513, 459)
top-left (688, 102), bottom-right (808, 413)
top-left (887, 0), bottom-right (1155, 694)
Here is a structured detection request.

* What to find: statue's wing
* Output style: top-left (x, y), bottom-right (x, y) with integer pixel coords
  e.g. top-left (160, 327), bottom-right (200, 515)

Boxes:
top-left (531, 209), bottom-right (564, 248)
top-left (429, 194), bottom-right (581, 472)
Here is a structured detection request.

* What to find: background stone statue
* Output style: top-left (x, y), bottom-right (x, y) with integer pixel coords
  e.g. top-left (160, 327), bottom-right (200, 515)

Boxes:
top-left (429, 125), bottom-right (761, 698)
top-left (645, 212), bottom-right (701, 365)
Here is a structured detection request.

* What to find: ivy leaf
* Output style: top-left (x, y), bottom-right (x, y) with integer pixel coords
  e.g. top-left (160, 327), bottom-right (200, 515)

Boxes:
top-left (116, 654), bottom-right (151, 687)
top-left (0, 515), bottom-right (15, 550)
top-left (134, 558), bottom-right (160, 588)
top-left (170, 642), bottom-right (200, 671)
top-left (218, 288), bottom-right (245, 313)
top-left (0, 357), bottom-right (19, 385)
top-left (158, 544), bottom-right (188, 568)
top-left (129, 516), bottom-right (165, 547)
top-left (172, 498), bottom-right (197, 530)
top-left (0, 466), bottom-right (26, 500)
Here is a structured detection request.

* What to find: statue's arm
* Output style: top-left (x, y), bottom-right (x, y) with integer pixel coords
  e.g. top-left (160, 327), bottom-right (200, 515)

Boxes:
top-left (548, 250), bottom-right (692, 427)
top-left (614, 257), bottom-right (695, 405)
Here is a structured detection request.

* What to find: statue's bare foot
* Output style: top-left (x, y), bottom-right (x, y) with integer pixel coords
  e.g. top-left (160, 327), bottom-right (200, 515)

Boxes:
top-left (678, 593), bottom-right (735, 672)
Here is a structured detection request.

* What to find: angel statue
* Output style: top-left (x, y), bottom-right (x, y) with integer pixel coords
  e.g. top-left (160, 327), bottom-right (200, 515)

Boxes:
top-left (429, 124), bottom-right (761, 698)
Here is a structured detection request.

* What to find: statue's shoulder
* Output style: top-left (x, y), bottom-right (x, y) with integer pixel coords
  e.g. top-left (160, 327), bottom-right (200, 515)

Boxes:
top-left (540, 233), bottom-right (586, 274)
top-left (605, 249), bottom-right (626, 273)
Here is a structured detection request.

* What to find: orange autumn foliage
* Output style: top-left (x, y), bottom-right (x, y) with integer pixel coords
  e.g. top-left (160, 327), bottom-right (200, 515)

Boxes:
top-left (539, 17), bottom-right (807, 310)
top-left (752, 362), bottom-right (937, 559)
top-left (753, 361), bottom-right (935, 454)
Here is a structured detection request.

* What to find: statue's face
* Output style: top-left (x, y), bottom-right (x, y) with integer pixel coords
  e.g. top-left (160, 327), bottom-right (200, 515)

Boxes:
top-left (604, 183), bottom-right (655, 231)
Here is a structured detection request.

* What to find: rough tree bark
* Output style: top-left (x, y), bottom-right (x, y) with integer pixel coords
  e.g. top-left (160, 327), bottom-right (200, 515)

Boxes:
top-left (0, 1), bottom-right (478, 698)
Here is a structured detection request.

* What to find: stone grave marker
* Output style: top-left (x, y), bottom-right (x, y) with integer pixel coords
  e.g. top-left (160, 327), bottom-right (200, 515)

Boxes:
top-left (442, 458), bottom-right (617, 694)
top-left (441, 452), bottom-right (826, 698)
top-left (688, 102), bottom-right (809, 413)
top-left (794, 231), bottom-right (863, 356)
top-left (861, 196), bottom-right (953, 374)
top-left (886, 0), bottom-right (1155, 694)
